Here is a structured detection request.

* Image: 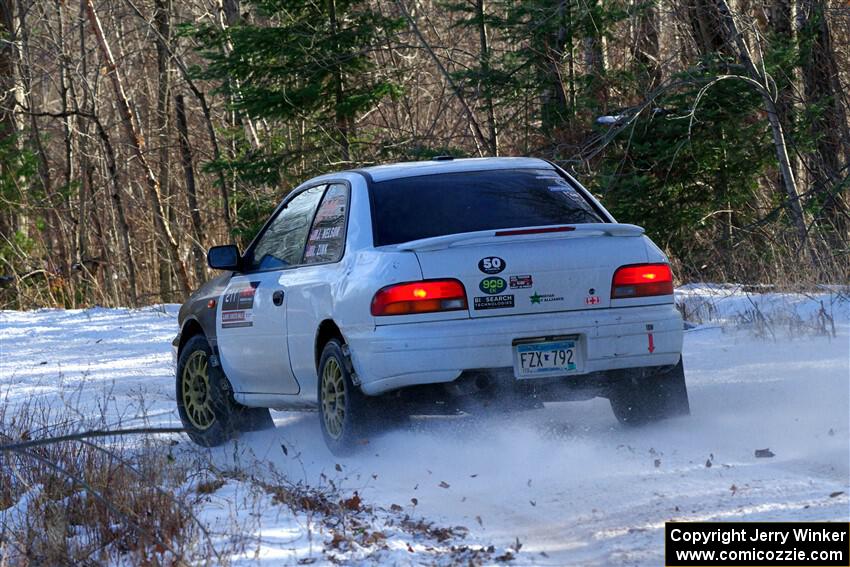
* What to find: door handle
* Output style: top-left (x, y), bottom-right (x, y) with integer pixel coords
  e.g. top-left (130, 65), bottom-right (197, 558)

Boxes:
top-left (272, 290), bottom-right (285, 306)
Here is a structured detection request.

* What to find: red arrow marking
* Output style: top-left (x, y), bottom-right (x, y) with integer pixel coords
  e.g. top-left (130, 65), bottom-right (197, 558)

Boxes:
top-left (647, 333), bottom-right (655, 353)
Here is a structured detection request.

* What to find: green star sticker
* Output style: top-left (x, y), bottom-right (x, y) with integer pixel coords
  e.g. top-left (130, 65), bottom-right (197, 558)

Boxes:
top-left (530, 292), bottom-right (542, 304)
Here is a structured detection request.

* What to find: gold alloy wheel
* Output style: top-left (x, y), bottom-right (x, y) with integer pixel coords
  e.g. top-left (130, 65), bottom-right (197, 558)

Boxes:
top-left (321, 357), bottom-right (346, 439)
top-left (181, 350), bottom-right (215, 430)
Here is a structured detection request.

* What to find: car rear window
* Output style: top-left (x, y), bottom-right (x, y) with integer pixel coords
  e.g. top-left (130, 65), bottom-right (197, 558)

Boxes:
top-left (370, 168), bottom-right (606, 246)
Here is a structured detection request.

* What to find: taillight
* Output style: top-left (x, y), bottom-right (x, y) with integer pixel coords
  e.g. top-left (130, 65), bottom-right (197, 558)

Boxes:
top-left (371, 279), bottom-right (468, 316)
top-left (611, 264), bottom-right (674, 299)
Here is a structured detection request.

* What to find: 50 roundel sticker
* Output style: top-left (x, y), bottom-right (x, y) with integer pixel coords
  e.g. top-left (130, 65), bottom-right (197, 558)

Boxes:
top-left (478, 256), bottom-right (505, 274)
top-left (479, 277), bottom-right (507, 295)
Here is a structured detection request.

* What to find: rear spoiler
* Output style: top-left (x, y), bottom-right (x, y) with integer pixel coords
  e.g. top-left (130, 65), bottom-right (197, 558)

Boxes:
top-left (395, 223), bottom-right (645, 252)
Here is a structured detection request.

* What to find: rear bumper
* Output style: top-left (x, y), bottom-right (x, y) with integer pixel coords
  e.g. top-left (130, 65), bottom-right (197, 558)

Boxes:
top-left (347, 304), bottom-right (683, 395)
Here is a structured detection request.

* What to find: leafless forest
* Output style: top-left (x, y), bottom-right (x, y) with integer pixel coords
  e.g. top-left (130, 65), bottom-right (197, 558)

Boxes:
top-left (0, 0), bottom-right (847, 308)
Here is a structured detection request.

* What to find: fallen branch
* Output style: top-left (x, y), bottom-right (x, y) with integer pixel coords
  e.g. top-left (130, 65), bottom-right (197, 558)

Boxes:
top-left (0, 427), bottom-right (185, 452)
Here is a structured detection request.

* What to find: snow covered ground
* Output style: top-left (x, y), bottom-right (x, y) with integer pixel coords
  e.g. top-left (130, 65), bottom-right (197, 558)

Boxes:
top-left (1, 288), bottom-right (848, 565)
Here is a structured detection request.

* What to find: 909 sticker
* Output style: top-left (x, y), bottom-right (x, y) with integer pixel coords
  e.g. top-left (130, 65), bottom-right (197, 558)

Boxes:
top-left (479, 277), bottom-right (507, 295)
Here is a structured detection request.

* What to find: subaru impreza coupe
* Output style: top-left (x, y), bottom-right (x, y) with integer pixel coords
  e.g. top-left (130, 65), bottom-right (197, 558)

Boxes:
top-left (173, 157), bottom-right (689, 455)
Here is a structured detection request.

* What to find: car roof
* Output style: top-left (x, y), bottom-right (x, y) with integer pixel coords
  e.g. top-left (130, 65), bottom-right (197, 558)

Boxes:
top-left (358, 157), bottom-right (553, 182)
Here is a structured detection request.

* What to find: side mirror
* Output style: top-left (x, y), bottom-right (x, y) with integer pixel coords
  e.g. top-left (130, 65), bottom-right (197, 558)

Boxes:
top-left (207, 245), bottom-right (241, 271)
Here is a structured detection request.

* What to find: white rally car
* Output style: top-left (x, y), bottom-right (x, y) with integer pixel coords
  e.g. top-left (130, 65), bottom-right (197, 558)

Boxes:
top-left (173, 157), bottom-right (688, 455)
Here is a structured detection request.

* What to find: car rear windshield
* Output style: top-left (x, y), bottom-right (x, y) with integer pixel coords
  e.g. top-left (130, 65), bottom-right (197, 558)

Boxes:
top-left (370, 168), bottom-right (606, 246)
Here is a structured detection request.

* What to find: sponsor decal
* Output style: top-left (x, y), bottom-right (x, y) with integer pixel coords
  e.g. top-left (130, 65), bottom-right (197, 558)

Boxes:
top-left (222, 310), bottom-right (251, 328)
top-left (479, 276), bottom-right (507, 295)
top-left (529, 291), bottom-right (564, 305)
top-left (221, 281), bottom-right (260, 328)
top-left (473, 294), bottom-right (515, 310)
top-left (509, 275), bottom-right (533, 289)
top-left (478, 256), bottom-right (506, 274)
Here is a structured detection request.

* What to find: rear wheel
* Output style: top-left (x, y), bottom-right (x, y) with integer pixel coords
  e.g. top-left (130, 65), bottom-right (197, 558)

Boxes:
top-left (176, 335), bottom-right (273, 446)
top-left (608, 358), bottom-right (690, 426)
top-left (318, 339), bottom-right (385, 456)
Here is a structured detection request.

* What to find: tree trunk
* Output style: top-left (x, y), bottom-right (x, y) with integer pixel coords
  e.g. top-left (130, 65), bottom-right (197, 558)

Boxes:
top-left (176, 94), bottom-right (207, 285)
top-left (581, 0), bottom-right (607, 111)
top-left (216, 0), bottom-right (261, 150)
top-left (328, 0), bottom-right (350, 161)
top-left (155, 0), bottom-right (175, 300)
top-left (476, 0), bottom-right (498, 155)
top-left (688, 0), bottom-right (732, 56)
top-left (222, 0), bottom-right (240, 25)
top-left (768, 0), bottom-right (799, 211)
top-left (56, 0), bottom-right (76, 265)
top-left (0, 0), bottom-right (26, 241)
top-left (94, 117), bottom-right (139, 307)
top-left (18, 0), bottom-right (69, 284)
top-left (632, 0), bottom-right (660, 91)
top-left (84, 0), bottom-right (190, 299)
top-left (796, 0), bottom-right (849, 244)
top-left (539, 0), bottom-right (570, 132)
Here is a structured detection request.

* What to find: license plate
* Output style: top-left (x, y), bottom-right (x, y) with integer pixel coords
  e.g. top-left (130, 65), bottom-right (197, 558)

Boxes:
top-left (513, 339), bottom-right (581, 379)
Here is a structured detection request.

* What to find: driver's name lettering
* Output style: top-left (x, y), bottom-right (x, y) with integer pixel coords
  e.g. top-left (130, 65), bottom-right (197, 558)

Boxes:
top-left (310, 226), bottom-right (341, 240)
top-left (305, 243), bottom-right (329, 257)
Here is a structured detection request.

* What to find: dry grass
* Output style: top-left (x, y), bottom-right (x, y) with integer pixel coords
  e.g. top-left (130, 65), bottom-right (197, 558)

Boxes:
top-left (675, 284), bottom-right (846, 340)
top-left (0, 397), bottom-right (508, 566)
top-left (0, 399), bottom-right (221, 567)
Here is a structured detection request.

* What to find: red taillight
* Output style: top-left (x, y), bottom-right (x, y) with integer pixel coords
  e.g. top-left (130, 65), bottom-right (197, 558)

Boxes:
top-left (611, 264), bottom-right (674, 299)
top-left (371, 279), bottom-right (468, 316)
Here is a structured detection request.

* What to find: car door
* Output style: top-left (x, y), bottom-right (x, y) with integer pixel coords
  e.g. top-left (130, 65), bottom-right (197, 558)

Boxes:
top-left (217, 185), bottom-right (326, 395)
top-left (281, 183), bottom-right (350, 396)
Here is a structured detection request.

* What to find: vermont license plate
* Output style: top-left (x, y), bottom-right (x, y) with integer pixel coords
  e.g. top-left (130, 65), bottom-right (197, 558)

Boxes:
top-left (513, 339), bottom-right (581, 379)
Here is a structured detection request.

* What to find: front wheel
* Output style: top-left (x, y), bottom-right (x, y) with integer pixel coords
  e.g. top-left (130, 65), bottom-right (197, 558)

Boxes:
top-left (176, 335), bottom-right (274, 447)
top-left (608, 358), bottom-right (690, 426)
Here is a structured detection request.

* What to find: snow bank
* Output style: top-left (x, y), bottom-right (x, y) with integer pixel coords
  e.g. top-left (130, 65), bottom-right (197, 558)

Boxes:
top-left (1, 289), bottom-right (848, 565)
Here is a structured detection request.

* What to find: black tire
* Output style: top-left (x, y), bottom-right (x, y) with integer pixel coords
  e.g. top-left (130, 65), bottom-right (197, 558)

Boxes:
top-left (317, 339), bottom-right (379, 456)
top-left (176, 334), bottom-right (274, 446)
top-left (608, 358), bottom-right (690, 426)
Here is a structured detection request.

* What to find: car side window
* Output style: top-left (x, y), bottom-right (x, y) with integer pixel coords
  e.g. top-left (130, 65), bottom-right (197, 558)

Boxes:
top-left (248, 185), bottom-right (326, 271)
top-left (303, 183), bottom-right (349, 265)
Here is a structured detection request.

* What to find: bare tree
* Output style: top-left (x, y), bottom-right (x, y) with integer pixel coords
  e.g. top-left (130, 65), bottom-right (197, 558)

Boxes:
top-left (84, 0), bottom-right (190, 298)
top-left (713, 0), bottom-right (809, 247)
